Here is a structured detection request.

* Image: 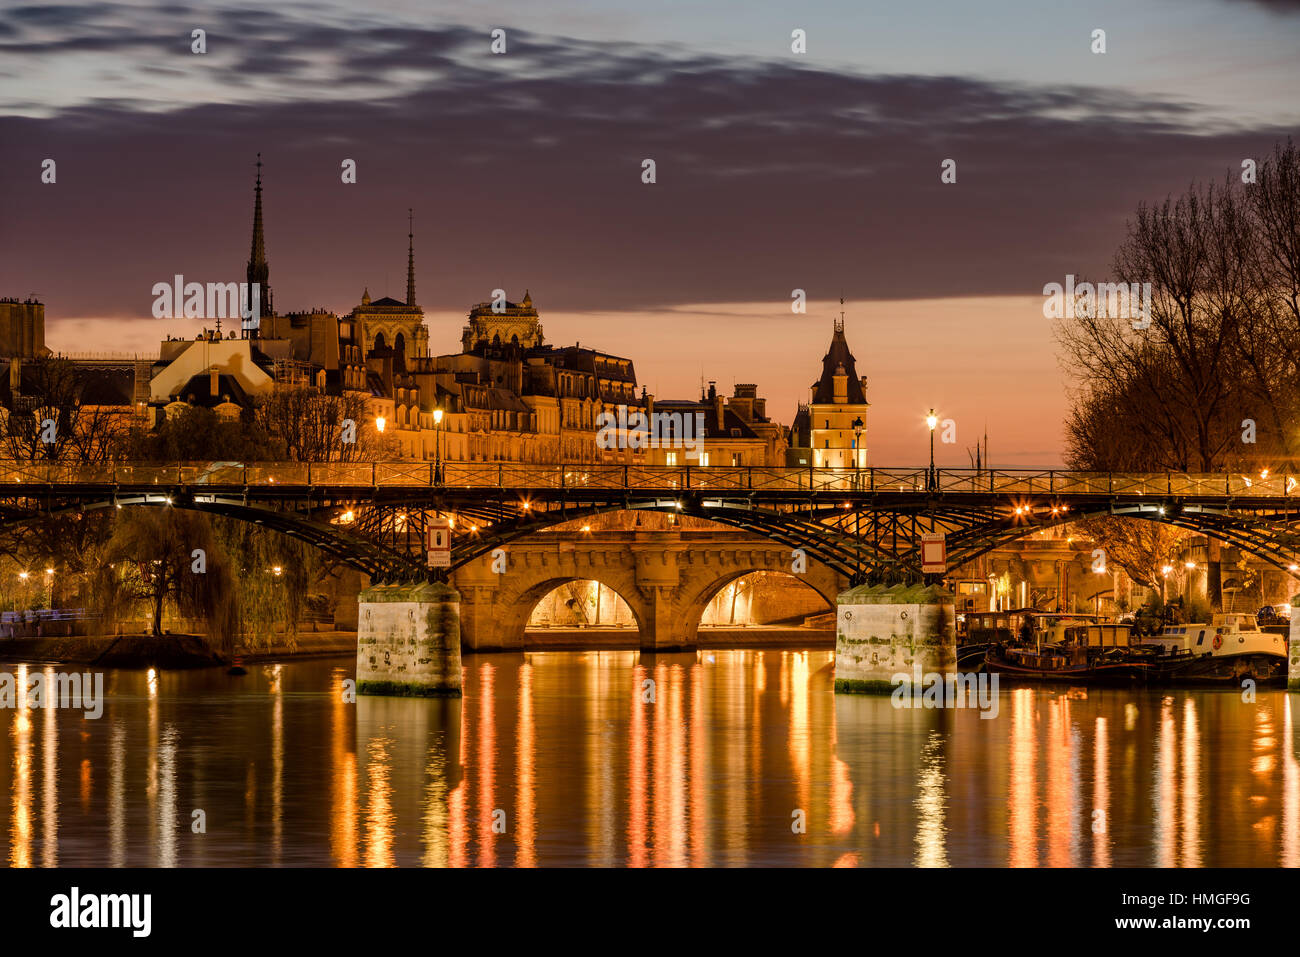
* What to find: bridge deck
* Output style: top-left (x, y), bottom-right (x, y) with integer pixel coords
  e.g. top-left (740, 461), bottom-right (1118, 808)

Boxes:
top-left (0, 461), bottom-right (1295, 501)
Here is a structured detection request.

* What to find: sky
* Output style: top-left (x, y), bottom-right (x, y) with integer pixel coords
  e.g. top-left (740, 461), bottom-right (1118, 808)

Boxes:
top-left (2, 0), bottom-right (1299, 466)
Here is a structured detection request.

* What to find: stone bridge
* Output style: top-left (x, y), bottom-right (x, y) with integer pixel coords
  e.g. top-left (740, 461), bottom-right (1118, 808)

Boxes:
top-left (452, 529), bottom-right (845, 651)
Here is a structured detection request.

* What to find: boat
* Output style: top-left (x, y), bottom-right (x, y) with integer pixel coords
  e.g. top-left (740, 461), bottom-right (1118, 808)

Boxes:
top-left (955, 609), bottom-right (1022, 671)
top-left (1134, 613), bottom-right (1287, 685)
top-left (983, 613), bottom-right (1152, 683)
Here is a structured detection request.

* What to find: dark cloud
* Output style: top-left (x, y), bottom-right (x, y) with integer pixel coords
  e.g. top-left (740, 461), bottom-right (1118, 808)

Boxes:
top-left (0, 8), bottom-right (1295, 324)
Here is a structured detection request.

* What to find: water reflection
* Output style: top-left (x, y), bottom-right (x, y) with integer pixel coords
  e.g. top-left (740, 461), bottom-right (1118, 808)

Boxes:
top-left (0, 651), bottom-right (1298, 866)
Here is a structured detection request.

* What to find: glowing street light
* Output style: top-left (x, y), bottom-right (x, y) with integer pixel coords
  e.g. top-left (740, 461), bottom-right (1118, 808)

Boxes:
top-left (1185, 560), bottom-right (1197, 570)
top-left (432, 406), bottom-right (445, 485)
top-left (926, 409), bottom-right (938, 491)
top-left (376, 416), bottom-right (386, 433)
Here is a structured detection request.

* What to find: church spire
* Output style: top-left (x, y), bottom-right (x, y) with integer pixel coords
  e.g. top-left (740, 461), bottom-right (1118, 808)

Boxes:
top-left (405, 208), bottom-right (417, 308)
top-left (245, 153), bottom-right (271, 335)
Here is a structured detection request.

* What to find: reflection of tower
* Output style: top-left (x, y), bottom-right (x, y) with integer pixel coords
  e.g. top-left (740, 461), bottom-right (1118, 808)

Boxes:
top-left (245, 153), bottom-right (272, 336)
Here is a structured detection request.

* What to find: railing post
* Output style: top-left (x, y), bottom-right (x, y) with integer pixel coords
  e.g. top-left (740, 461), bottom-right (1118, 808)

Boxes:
top-left (307, 461), bottom-right (312, 486)
top-left (1167, 472), bottom-right (1171, 495)
top-left (498, 462), bottom-right (503, 489)
top-left (1108, 473), bottom-right (1113, 494)
top-left (624, 464), bottom-right (628, 488)
top-left (371, 462), bottom-right (376, 487)
top-left (747, 467), bottom-right (752, 490)
top-left (685, 465), bottom-right (691, 489)
top-left (1050, 470), bottom-right (1054, 494)
top-left (870, 468), bottom-right (875, 492)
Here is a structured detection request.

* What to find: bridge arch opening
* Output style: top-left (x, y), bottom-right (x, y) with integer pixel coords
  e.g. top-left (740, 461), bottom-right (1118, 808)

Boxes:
top-left (505, 576), bottom-right (646, 648)
top-left (687, 570), bottom-right (835, 646)
top-left (527, 580), bottom-right (636, 630)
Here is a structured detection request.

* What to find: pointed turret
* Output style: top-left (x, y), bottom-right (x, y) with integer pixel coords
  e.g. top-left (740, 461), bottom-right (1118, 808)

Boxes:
top-left (245, 153), bottom-right (271, 335)
top-left (406, 209), bottom-right (417, 307)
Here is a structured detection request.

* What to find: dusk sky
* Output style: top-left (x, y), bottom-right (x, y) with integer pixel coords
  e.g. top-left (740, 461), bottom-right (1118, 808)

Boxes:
top-left (3, 0), bottom-right (1299, 465)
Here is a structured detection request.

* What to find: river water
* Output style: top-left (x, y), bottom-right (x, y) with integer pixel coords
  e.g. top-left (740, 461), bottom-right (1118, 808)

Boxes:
top-left (0, 649), bottom-right (1295, 867)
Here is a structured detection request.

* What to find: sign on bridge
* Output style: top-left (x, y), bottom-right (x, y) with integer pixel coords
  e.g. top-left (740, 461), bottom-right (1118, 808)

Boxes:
top-left (426, 517), bottom-right (451, 569)
top-left (921, 532), bottom-right (947, 574)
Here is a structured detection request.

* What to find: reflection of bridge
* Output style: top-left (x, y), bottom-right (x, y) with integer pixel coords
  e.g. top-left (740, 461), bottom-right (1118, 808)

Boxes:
top-left (5, 462), bottom-right (1300, 582)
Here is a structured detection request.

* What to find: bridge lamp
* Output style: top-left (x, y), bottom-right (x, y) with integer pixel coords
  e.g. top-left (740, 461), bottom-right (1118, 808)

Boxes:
top-left (925, 409), bottom-right (938, 491)
top-left (582, 525), bottom-right (591, 533)
top-left (1289, 563), bottom-right (1298, 573)
top-left (1261, 468), bottom-right (1270, 480)
top-left (1185, 561), bottom-right (1196, 570)
top-left (18, 571), bottom-right (28, 581)
top-left (376, 416), bottom-right (386, 433)
top-left (1158, 506), bottom-right (1166, 515)
top-left (1161, 565), bottom-right (1172, 577)
top-left (340, 509), bottom-right (354, 523)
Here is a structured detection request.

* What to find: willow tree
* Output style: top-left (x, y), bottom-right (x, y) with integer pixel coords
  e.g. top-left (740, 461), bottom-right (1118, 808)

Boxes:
top-left (92, 508), bottom-right (237, 647)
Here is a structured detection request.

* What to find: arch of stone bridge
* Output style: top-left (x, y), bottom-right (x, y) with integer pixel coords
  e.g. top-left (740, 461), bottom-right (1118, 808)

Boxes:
top-left (453, 531), bottom-right (848, 650)
top-left (673, 565), bottom-right (838, 648)
top-left (457, 557), bottom-right (649, 651)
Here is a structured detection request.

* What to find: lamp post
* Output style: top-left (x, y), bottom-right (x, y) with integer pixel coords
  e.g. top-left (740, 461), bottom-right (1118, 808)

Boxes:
top-left (433, 406), bottom-right (444, 484)
top-left (926, 409), bottom-right (938, 491)
top-left (851, 416), bottom-right (864, 581)
top-left (851, 416), bottom-right (864, 488)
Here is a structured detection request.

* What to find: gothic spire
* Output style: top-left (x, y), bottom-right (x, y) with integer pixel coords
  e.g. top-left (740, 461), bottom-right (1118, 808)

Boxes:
top-left (406, 208), bottom-right (417, 308)
top-left (245, 153), bottom-right (271, 333)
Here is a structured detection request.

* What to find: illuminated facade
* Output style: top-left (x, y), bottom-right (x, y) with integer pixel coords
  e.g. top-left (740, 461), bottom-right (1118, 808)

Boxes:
top-left (787, 319), bottom-right (870, 468)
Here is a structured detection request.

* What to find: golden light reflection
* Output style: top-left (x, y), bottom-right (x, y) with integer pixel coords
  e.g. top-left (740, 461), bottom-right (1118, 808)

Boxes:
top-left (41, 668), bottom-right (58, 867)
top-left (9, 664), bottom-right (32, 867)
top-left (1180, 697), bottom-right (1201, 867)
top-left (477, 661), bottom-right (497, 867)
top-left (914, 731), bottom-right (948, 868)
top-left (1008, 687), bottom-right (1037, 867)
top-left (328, 668), bottom-right (358, 867)
top-left (1285, 696), bottom-right (1300, 867)
top-left (627, 660), bottom-right (648, 867)
top-left (363, 736), bottom-right (394, 867)
top-left (1154, 696), bottom-right (1176, 867)
top-left (516, 661), bottom-right (536, 868)
top-left (1093, 717), bottom-right (1110, 867)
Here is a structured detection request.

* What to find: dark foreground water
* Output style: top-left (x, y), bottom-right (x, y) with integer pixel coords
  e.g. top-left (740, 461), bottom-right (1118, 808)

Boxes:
top-left (0, 650), bottom-right (1296, 867)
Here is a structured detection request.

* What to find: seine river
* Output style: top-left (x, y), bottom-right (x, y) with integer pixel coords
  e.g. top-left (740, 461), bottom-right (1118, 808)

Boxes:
top-left (0, 649), bottom-right (1295, 867)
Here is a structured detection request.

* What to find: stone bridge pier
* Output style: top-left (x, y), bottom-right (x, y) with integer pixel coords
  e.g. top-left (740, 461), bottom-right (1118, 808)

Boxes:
top-left (453, 530), bottom-right (846, 651)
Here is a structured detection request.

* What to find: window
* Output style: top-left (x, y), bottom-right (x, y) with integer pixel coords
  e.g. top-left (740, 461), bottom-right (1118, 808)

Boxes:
top-left (666, 452), bottom-right (677, 466)
top-left (732, 453), bottom-right (741, 466)
top-left (699, 452), bottom-right (710, 466)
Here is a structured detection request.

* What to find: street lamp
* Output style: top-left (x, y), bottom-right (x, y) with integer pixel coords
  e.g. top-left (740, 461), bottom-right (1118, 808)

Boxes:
top-left (433, 406), bottom-right (445, 484)
top-left (851, 415), bottom-right (864, 581)
top-left (375, 416), bottom-right (386, 433)
top-left (926, 409), bottom-right (938, 491)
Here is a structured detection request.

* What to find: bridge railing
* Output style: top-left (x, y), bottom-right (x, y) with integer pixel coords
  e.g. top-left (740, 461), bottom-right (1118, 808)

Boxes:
top-left (0, 461), bottom-right (1296, 498)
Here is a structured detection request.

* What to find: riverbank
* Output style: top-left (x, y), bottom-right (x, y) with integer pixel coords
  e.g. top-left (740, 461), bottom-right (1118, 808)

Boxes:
top-left (0, 630), bottom-right (358, 669)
